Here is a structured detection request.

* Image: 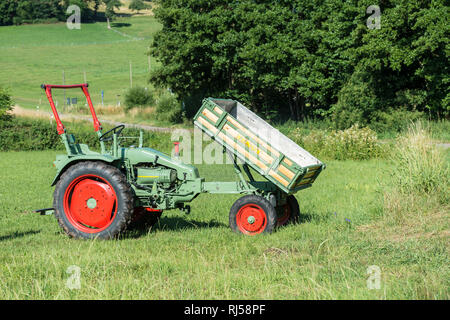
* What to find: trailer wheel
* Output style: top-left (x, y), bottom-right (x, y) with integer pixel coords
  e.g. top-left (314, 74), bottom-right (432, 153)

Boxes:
top-left (229, 195), bottom-right (277, 235)
top-left (53, 161), bottom-right (134, 239)
top-left (276, 195), bottom-right (300, 227)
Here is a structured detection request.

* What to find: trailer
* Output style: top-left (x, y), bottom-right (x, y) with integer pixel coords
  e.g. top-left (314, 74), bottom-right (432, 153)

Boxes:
top-left (41, 85), bottom-right (325, 238)
top-left (194, 98), bottom-right (325, 194)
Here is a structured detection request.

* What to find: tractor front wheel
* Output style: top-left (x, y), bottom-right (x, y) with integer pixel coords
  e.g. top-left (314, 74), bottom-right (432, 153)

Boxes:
top-left (229, 195), bottom-right (277, 236)
top-left (53, 161), bottom-right (134, 239)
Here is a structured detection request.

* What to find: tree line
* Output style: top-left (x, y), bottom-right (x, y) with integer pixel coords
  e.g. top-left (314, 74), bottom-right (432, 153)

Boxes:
top-left (149, 0), bottom-right (449, 127)
top-left (0, 0), bottom-right (150, 26)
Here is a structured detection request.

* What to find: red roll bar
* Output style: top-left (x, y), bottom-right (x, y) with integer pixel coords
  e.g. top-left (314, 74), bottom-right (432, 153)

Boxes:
top-left (41, 83), bottom-right (102, 135)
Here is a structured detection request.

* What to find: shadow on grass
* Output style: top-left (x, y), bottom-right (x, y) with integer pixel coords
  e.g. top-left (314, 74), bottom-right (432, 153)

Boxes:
top-left (0, 230), bottom-right (40, 241)
top-left (298, 211), bottom-right (332, 224)
top-left (123, 216), bottom-right (227, 238)
top-left (111, 22), bottom-right (132, 28)
top-left (124, 212), bottom-right (326, 239)
top-left (299, 212), bottom-right (315, 223)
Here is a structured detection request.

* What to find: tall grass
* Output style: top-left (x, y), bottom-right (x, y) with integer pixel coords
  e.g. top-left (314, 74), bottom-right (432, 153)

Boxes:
top-left (389, 122), bottom-right (448, 198)
top-left (382, 122), bottom-right (449, 226)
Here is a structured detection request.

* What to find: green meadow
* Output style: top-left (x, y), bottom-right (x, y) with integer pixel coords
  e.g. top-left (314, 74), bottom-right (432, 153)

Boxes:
top-left (0, 150), bottom-right (447, 299)
top-left (0, 16), bottom-right (161, 110)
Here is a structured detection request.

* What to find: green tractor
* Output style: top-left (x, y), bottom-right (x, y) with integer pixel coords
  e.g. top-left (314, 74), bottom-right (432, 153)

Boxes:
top-left (41, 84), bottom-right (325, 239)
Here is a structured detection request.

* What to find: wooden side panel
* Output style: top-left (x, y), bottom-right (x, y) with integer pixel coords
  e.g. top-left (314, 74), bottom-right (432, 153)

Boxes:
top-left (214, 107), bottom-right (223, 115)
top-left (269, 170), bottom-right (289, 187)
top-left (226, 116), bottom-right (280, 158)
top-left (218, 132), bottom-right (268, 171)
top-left (222, 123), bottom-right (274, 165)
top-left (283, 158), bottom-right (293, 166)
top-left (278, 165), bottom-right (295, 180)
top-left (197, 116), bottom-right (218, 134)
top-left (202, 108), bottom-right (219, 123)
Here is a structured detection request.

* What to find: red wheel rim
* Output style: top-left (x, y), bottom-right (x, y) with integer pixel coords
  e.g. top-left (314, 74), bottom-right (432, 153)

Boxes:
top-left (277, 203), bottom-right (291, 226)
top-left (236, 204), bottom-right (267, 235)
top-left (63, 174), bottom-right (117, 233)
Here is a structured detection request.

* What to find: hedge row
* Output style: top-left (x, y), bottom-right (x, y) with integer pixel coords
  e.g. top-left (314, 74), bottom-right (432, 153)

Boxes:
top-left (0, 117), bottom-right (172, 154)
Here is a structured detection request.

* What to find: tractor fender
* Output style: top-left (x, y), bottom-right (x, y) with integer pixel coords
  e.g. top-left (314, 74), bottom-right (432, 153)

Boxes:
top-left (51, 155), bottom-right (118, 186)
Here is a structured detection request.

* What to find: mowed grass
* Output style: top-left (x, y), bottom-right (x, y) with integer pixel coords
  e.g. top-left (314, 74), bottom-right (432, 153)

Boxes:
top-left (0, 150), bottom-right (448, 299)
top-left (0, 16), bottom-right (161, 110)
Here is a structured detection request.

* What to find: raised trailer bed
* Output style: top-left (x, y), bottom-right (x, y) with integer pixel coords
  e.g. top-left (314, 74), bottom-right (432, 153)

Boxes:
top-left (194, 98), bottom-right (325, 194)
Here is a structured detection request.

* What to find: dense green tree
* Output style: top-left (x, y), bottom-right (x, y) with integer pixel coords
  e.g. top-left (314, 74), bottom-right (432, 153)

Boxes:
top-left (0, 0), bottom-right (98, 25)
top-left (103, 0), bottom-right (122, 29)
top-left (0, 87), bottom-right (13, 123)
top-left (14, 0), bottom-right (64, 24)
top-left (63, 0), bottom-right (93, 22)
top-left (0, 0), bottom-right (18, 26)
top-left (150, 0), bottom-right (449, 124)
top-left (332, 0), bottom-right (449, 128)
top-left (129, 0), bottom-right (150, 14)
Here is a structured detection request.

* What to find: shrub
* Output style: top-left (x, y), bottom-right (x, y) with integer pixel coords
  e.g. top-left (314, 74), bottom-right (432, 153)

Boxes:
top-left (289, 124), bottom-right (383, 160)
top-left (0, 87), bottom-right (13, 123)
top-left (289, 128), bottom-right (327, 159)
top-left (124, 87), bottom-right (155, 113)
top-left (156, 93), bottom-right (183, 124)
top-left (369, 108), bottom-right (424, 135)
top-left (331, 73), bottom-right (375, 130)
top-left (0, 117), bottom-right (172, 153)
top-left (325, 125), bottom-right (382, 160)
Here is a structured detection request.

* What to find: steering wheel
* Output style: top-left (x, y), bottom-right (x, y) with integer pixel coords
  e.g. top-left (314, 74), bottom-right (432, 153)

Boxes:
top-left (99, 125), bottom-right (125, 142)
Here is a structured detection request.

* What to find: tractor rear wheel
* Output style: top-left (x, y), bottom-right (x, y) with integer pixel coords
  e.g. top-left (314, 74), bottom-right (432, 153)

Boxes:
top-left (276, 195), bottom-right (300, 227)
top-left (53, 161), bottom-right (134, 239)
top-left (229, 195), bottom-right (277, 235)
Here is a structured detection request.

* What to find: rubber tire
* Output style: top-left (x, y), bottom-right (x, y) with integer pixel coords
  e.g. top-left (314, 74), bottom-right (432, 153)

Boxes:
top-left (229, 194), bottom-right (277, 235)
top-left (53, 161), bottom-right (134, 239)
top-left (276, 195), bottom-right (300, 227)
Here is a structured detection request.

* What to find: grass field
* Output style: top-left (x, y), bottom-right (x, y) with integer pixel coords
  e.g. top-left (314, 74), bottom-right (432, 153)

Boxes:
top-left (0, 150), bottom-right (448, 299)
top-left (0, 15), bottom-right (161, 112)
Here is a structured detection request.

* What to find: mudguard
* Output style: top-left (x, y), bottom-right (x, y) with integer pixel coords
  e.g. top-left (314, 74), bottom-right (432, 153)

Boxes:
top-left (51, 154), bottom-right (118, 186)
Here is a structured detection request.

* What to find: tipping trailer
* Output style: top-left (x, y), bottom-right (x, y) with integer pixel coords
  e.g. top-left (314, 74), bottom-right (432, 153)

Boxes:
top-left (41, 85), bottom-right (325, 238)
top-left (194, 98), bottom-right (325, 193)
